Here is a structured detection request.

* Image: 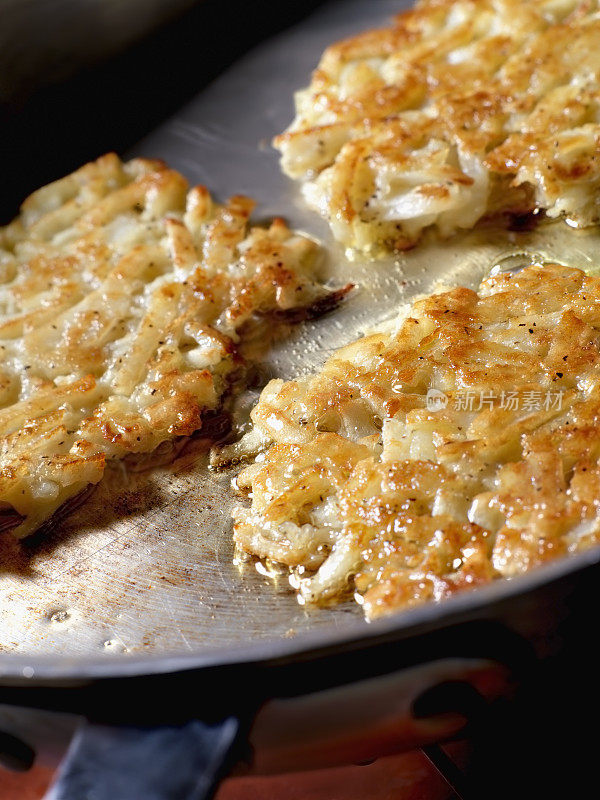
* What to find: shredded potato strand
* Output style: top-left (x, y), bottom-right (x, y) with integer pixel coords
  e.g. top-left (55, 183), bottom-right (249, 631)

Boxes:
top-left (0, 154), bottom-right (339, 537)
top-left (228, 263), bottom-right (600, 619)
top-left (275, 0), bottom-right (600, 254)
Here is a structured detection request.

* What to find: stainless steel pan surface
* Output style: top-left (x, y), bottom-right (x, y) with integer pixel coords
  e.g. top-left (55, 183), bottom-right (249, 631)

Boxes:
top-left (2, 0), bottom-right (600, 683)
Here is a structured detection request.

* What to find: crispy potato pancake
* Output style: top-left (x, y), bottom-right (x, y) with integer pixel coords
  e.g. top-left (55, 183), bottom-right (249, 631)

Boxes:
top-left (275, 0), bottom-right (600, 255)
top-left (0, 154), bottom-right (346, 538)
top-left (224, 262), bottom-right (600, 619)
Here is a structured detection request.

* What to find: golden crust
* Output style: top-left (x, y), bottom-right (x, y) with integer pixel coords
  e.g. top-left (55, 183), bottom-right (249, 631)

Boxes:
top-left (0, 154), bottom-right (340, 537)
top-left (229, 262), bottom-right (600, 619)
top-left (275, 0), bottom-right (600, 254)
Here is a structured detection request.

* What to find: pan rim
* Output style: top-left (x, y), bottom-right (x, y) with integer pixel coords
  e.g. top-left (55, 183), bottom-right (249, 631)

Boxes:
top-left (1, 543), bottom-right (598, 685)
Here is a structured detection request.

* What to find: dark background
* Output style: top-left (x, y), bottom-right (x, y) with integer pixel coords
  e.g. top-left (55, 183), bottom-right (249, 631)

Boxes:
top-left (0, 0), bottom-right (326, 223)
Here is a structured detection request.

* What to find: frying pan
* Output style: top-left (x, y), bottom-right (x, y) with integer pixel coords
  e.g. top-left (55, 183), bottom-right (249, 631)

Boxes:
top-left (2, 1), bottom-right (600, 797)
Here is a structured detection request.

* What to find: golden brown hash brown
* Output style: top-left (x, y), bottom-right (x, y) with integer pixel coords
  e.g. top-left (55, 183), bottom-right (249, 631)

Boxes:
top-left (0, 153), bottom-right (345, 537)
top-left (275, 0), bottom-right (600, 254)
top-left (224, 262), bottom-right (600, 619)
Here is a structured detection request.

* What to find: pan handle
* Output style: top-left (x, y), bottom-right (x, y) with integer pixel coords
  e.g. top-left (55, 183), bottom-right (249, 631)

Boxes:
top-left (44, 717), bottom-right (243, 800)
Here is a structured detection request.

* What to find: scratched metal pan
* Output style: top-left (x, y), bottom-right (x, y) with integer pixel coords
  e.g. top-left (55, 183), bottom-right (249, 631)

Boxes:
top-left (2, 0), bottom-right (600, 683)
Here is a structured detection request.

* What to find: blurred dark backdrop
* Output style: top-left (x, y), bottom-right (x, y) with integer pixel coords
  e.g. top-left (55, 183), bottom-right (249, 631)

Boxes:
top-left (0, 0), bottom-right (326, 223)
